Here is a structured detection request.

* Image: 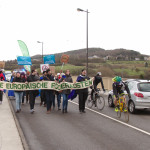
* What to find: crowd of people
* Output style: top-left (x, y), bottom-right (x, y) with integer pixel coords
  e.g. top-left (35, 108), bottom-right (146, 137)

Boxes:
top-left (4, 68), bottom-right (104, 114)
top-left (0, 68), bottom-right (132, 115)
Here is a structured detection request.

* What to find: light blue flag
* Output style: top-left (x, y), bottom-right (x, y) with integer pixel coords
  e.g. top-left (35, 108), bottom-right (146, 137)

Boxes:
top-left (17, 56), bottom-right (32, 65)
top-left (44, 55), bottom-right (55, 64)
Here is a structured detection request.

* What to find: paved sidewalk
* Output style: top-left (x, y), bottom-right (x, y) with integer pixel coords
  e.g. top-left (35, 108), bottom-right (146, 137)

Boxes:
top-left (0, 94), bottom-right (24, 150)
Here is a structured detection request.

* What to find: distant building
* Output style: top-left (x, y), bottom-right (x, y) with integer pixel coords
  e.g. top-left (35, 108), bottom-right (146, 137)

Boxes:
top-left (103, 55), bottom-right (113, 60)
top-left (0, 61), bottom-right (5, 69)
top-left (144, 56), bottom-right (150, 61)
top-left (135, 58), bottom-right (140, 61)
top-left (32, 59), bottom-right (40, 62)
top-left (88, 55), bottom-right (100, 59)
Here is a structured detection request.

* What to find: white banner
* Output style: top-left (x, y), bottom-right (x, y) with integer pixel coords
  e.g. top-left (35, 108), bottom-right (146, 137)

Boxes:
top-left (40, 64), bottom-right (49, 73)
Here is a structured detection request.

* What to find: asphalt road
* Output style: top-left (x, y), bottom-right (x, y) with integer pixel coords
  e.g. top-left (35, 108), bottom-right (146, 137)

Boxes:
top-left (10, 93), bottom-right (150, 150)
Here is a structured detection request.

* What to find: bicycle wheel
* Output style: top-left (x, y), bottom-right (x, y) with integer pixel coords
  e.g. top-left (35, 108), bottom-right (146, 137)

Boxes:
top-left (117, 110), bottom-right (121, 118)
top-left (124, 104), bottom-right (129, 122)
top-left (87, 94), bottom-right (94, 108)
top-left (96, 96), bottom-right (105, 110)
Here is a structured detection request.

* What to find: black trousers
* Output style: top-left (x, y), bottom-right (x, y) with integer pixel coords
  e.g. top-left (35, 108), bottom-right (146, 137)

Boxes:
top-left (26, 91), bottom-right (30, 102)
top-left (40, 90), bottom-right (46, 104)
top-left (91, 85), bottom-right (97, 99)
top-left (29, 91), bottom-right (36, 110)
top-left (0, 91), bottom-right (3, 101)
top-left (78, 92), bottom-right (88, 111)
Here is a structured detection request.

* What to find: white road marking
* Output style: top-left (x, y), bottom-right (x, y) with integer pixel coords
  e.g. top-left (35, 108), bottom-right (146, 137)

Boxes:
top-left (69, 101), bottom-right (150, 136)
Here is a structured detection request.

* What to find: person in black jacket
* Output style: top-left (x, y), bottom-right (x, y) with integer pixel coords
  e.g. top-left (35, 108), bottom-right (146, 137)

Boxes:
top-left (27, 69), bottom-right (39, 114)
top-left (91, 72), bottom-right (105, 100)
top-left (112, 76), bottom-right (131, 112)
top-left (76, 69), bottom-right (90, 113)
top-left (39, 71), bottom-right (47, 106)
top-left (13, 72), bottom-right (25, 113)
top-left (45, 69), bottom-right (55, 114)
top-left (21, 72), bottom-right (27, 105)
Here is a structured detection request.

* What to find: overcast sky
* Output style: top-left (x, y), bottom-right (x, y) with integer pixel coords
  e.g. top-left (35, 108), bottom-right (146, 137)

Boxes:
top-left (0, 0), bottom-right (150, 61)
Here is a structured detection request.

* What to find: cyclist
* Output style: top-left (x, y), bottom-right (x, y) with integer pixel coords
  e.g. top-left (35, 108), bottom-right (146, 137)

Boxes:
top-left (91, 72), bottom-right (105, 100)
top-left (112, 76), bottom-right (131, 112)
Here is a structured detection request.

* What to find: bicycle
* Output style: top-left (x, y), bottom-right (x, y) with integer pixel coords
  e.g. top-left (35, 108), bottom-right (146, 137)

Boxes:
top-left (87, 88), bottom-right (105, 110)
top-left (116, 93), bottom-right (129, 122)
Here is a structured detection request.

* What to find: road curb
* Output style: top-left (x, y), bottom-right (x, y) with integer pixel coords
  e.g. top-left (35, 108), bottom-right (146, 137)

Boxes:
top-left (6, 93), bottom-right (30, 150)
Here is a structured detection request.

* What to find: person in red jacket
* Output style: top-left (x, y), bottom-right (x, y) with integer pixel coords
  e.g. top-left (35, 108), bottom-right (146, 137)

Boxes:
top-left (0, 70), bottom-right (5, 81)
top-left (0, 70), bottom-right (5, 104)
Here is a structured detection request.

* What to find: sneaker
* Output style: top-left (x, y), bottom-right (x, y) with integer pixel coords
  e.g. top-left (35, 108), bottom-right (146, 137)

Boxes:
top-left (82, 110), bottom-right (86, 113)
top-left (47, 110), bottom-right (51, 114)
top-left (58, 108), bottom-right (61, 111)
top-left (115, 107), bottom-right (119, 112)
top-left (79, 110), bottom-right (82, 114)
top-left (65, 109), bottom-right (68, 113)
top-left (62, 109), bottom-right (65, 113)
top-left (30, 109), bottom-right (34, 114)
top-left (16, 110), bottom-right (20, 113)
top-left (124, 108), bottom-right (127, 112)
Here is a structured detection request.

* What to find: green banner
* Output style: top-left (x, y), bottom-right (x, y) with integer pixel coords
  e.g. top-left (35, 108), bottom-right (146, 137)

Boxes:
top-left (0, 79), bottom-right (93, 91)
top-left (17, 40), bottom-right (29, 56)
top-left (17, 40), bottom-right (31, 72)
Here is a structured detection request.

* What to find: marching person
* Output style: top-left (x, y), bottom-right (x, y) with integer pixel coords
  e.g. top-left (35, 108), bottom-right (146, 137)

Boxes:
top-left (13, 72), bottom-right (25, 113)
top-left (8, 72), bottom-right (16, 97)
top-left (60, 70), bottom-right (73, 113)
top-left (0, 70), bottom-right (5, 104)
top-left (27, 69), bottom-right (39, 114)
top-left (76, 69), bottom-right (90, 113)
top-left (55, 73), bottom-right (62, 111)
top-left (45, 69), bottom-right (55, 114)
top-left (25, 71), bottom-right (30, 103)
top-left (20, 72), bottom-right (27, 105)
top-left (40, 71), bottom-right (47, 107)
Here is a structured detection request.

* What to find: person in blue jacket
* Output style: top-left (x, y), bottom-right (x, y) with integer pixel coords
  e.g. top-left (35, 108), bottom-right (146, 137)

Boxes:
top-left (8, 72), bottom-right (16, 97)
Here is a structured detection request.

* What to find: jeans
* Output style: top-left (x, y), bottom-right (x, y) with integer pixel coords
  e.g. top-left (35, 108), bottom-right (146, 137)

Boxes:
top-left (62, 94), bottom-right (69, 110)
top-left (57, 93), bottom-right (61, 108)
top-left (45, 90), bottom-right (53, 111)
top-left (14, 92), bottom-right (23, 111)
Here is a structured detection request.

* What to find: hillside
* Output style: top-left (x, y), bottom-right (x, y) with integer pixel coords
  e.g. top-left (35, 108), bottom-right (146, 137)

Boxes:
top-left (31, 48), bottom-right (147, 61)
top-left (4, 48), bottom-right (150, 79)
